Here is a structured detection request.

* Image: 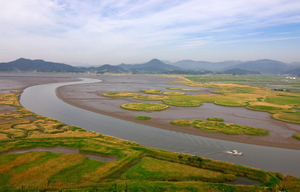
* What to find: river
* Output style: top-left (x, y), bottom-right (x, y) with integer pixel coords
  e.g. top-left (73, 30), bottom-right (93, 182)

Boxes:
top-left (20, 78), bottom-right (300, 177)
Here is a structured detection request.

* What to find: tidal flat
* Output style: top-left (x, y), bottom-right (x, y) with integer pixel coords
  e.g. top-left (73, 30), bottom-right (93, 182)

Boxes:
top-left (57, 74), bottom-right (300, 149)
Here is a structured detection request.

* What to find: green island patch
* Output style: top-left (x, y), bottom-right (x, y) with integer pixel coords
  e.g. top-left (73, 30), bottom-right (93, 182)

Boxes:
top-left (207, 117), bottom-right (224, 122)
top-left (272, 112), bottom-right (300, 124)
top-left (163, 92), bottom-right (186, 95)
top-left (171, 119), bottom-right (269, 135)
top-left (167, 87), bottom-right (200, 91)
top-left (293, 134), bottom-right (300, 140)
top-left (135, 116), bottom-right (152, 120)
top-left (133, 94), bottom-right (169, 101)
top-left (121, 102), bottom-right (169, 111)
top-left (163, 100), bottom-right (202, 107)
top-left (142, 89), bottom-right (162, 94)
top-left (246, 104), bottom-right (289, 114)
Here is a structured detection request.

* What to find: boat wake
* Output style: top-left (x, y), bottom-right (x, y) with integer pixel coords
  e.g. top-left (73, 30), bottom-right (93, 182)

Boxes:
top-left (223, 150), bottom-right (243, 156)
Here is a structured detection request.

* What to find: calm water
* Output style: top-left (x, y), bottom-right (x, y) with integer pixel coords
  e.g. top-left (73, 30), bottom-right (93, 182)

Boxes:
top-left (20, 78), bottom-right (300, 177)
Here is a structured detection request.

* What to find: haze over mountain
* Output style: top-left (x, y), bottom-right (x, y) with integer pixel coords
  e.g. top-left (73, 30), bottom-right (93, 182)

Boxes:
top-left (171, 60), bottom-right (243, 71)
top-left (1, 58), bottom-right (300, 75)
top-left (223, 59), bottom-right (299, 74)
top-left (118, 59), bottom-right (180, 72)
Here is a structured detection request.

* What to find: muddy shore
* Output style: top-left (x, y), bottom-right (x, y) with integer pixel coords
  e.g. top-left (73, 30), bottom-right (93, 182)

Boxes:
top-left (1, 73), bottom-right (300, 149)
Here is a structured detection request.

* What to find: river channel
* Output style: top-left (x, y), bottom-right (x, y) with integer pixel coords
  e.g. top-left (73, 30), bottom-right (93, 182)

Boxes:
top-left (20, 78), bottom-right (300, 177)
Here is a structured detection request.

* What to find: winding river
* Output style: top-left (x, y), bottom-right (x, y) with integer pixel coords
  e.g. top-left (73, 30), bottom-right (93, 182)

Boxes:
top-left (20, 78), bottom-right (300, 177)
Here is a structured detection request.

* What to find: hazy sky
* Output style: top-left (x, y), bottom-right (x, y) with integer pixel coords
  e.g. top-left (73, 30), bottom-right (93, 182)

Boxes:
top-left (1, 0), bottom-right (300, 65)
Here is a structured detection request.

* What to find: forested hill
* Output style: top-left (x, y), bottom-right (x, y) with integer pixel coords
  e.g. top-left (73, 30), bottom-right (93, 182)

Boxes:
top-left (0, 58), bottom-right (81, 72)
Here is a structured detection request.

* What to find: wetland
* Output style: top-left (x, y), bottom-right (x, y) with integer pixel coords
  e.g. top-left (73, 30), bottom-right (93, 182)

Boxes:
top-left (1, 73), bottom-right (300, 191)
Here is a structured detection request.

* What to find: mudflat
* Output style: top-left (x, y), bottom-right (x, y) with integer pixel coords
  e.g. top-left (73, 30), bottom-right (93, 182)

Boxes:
top-left (1, 73), bottom-right (300, 149)
top-left (56, 74), bottom-right (300, 150)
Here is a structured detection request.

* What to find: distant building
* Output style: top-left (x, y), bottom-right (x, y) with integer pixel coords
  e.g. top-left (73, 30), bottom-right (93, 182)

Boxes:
top-left (285, 76), bottom-right (297, 79)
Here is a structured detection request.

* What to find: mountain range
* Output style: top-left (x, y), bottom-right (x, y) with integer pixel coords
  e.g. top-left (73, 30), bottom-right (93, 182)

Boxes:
top-left (1, 58), bottom-right (300, 76)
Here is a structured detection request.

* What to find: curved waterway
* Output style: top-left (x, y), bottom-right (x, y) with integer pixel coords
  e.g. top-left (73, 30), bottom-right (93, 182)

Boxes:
top-left (20, 78), bottom-right (300, 177)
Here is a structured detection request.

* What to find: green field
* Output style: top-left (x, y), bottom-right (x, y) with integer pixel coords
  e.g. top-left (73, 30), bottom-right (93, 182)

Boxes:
top-left (1, 91), bottom-right (299, 191)
top-left (170, 119), bottom-right (269, 135)
top-left (135, 116), bottom-right (152, 120)
top-left (121, 102), bottom-right (169, 111)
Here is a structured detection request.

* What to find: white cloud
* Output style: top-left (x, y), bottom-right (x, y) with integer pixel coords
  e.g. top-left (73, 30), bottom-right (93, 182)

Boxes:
top-left (0, 0), bottom-right (300, 64)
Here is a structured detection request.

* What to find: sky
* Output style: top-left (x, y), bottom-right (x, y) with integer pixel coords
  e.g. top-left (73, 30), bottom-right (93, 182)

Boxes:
top-left (1, 0), bottom-right (300, 66)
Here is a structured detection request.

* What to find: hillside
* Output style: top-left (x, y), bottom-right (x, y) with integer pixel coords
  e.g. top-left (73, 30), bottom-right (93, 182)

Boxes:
top-left (218, 68), bottom-right (261, 75)
top-left (0, 58), bottom-right (81, 73)
top-left (172, 60), bottom-right (243, 71)
top-left (225, 59), bottom-right (297, 74)
top-left (86, 64), bottom-right (128, 74)
top-left (118, 58), bottom-right (181, 72)
top-left (285, 67), bottom-right (300, 76)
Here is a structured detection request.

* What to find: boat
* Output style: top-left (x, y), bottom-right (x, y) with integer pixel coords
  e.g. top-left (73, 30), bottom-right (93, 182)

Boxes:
top-left (231, 149), bottom-right (243, 156)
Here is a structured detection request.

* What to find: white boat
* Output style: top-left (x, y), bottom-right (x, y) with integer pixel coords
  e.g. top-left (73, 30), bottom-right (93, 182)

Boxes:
top-left (231, 149), bottom-right (243, 156)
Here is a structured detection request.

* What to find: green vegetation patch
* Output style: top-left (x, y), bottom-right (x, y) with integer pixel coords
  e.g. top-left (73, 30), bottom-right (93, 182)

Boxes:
top-left (163, 92), bottom-right (186, 95)
top-left (133, 95), bottom-right (169, 101)
top-left (142, 89), bottom-right (162, 94)
top-left (122, 157), bottom-right (235, 182)
top-left (207, 117), bottom-right (224, 122)
top-left (135, 116), bottom-right (151, 120)
top-left (293, 134), bottom-right (300, 140)
top-left (272, 112), bottom-right (300, 124)
top-left (246, 105), bottom-right (286, 113)
top-left (265, 94), bottom-right (300, 108)
top-left (50, 158), bottom-right (104, 182)
top-left (121, 103), bottom-right (169, 111)
top-left (103, 92), bottom-right (140, 97)
top-left (163, 100), bottom-right (202, 107)
top-left (171, 119), bottom-right (269, 135)
top-left (170, 119), bottom-right (195, 126)
top-left (167, 87), bottom-right (200, 91)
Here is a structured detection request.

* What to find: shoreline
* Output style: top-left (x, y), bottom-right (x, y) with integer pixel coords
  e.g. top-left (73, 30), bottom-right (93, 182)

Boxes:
top-left (56, 87), bottom-right (300, 150)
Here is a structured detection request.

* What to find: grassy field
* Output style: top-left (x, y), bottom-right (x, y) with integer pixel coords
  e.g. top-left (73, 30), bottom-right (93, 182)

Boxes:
top-left (135, 116), bottom-right (152, 120)
top-left (1, 87), bottom-right (300, 191)
top-left (292, 134), bottom-right (300, 140)
top-left (207, 117), bottom-right (224, 122)
top-left (167, 87), bottom-right (200, 91)
top-left (170, 119), bottom-right (269, 135)
top-left (142, 89), bottom-right (162, 94)
top-left (120, 102), bottom-right (169, 111)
